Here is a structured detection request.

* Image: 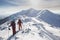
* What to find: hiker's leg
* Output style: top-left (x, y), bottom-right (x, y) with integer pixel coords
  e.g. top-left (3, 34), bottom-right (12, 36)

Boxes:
top-left (12, 27), bottom-right (14, 35)
top-left (21, 25), bottom-right (22, 29)
top-left (13, 29), bottom-right (15, 35)
top-left (19, 25), bottom-right (20, 30)
top-left (13, 27), bottom-right (16, 35)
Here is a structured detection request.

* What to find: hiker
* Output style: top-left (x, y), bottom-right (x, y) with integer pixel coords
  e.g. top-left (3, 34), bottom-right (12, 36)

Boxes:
top-left (9, 21), bottom-right (16, 35)
top-left (17, 19), bottom-right (22, 30)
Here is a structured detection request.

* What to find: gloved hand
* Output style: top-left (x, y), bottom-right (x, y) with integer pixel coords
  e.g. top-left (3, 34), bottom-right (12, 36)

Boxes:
top-left (8, 28), bottom-right (10, 30)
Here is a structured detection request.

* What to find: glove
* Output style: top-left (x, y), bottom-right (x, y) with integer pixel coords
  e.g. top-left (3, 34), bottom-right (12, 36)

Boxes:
top-left (8, 28), bottom-right (10, 30)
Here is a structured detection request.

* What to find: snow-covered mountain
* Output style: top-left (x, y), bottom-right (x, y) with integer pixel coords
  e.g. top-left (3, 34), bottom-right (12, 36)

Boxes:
top-left (0, 8), bottom-right (40, 25)
top-left (37, 10), bottom-right (60, 27)
top-left (0, 8), bottom-right (60, 40)
top-left (0, 8), bottom-right (60, 27)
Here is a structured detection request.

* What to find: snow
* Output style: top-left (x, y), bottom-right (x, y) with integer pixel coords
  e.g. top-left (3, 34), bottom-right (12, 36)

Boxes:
top-left (0, 9), bottom-right (60, 40)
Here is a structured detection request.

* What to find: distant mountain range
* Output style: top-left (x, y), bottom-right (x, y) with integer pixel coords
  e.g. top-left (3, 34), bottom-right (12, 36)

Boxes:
top-left (0, 8), bottom-right (60, 27)
top-left (0, 8), bottom-right (40, 25)
top-left (37, 10), bottom-right (60, 27)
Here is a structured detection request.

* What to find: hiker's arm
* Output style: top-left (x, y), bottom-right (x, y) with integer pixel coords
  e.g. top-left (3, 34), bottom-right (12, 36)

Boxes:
top-left (7, 22), bottom-right (11, 27)
top-left (9, 24), bottom-right (11, 27)
top-left (8, 24), bottom-right (11, 30)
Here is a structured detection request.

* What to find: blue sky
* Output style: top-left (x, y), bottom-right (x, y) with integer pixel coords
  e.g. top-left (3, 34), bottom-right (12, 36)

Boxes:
top-left (0, 0), bottom-right (29, 7)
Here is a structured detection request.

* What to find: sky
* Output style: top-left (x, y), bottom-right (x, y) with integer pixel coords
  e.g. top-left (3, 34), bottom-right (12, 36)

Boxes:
top-left (0, 0), bottom-right (60, 19)
top-left (0, 0), bottom-right (60, 9)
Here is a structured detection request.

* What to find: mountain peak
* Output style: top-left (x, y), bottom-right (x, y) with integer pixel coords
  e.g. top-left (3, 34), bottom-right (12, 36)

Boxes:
top-left (41, 9), bottom-right (53, 14)
top-left (28, 8), bottom-right (35, 11)
top-left (43, 9), bottom-right (50, 12)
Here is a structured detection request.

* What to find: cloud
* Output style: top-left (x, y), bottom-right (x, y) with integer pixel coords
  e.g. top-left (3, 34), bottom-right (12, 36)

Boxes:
top-left (0, 0), bottom-right (29, 6)
top-left (0, 0), bottom-right (60, 10)
top-left (0, 0), bottom-right (17, 6)
top-left (38, 0), bottom-right (60, 8)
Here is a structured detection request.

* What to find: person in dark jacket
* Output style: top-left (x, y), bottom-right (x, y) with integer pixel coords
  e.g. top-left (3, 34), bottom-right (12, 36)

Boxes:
top-left (17, 19), bottom-right (22, 30)
top-left (9, 21), bottom-right (16, 35)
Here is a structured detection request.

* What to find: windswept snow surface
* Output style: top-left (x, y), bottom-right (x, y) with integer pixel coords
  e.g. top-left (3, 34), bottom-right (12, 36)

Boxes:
top-left (0, 9), bottom-right (60, 40)
top-left (0, 16), bottom-right (60, 40)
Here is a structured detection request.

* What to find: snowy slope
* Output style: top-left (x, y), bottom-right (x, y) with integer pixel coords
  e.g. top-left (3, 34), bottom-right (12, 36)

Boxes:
top-left (0, 8), bottom-right (40, 25)
top-left (0, 16), bottom-right (60, 40)
top-left (37, 10), bottom-right (60, 27)
top-left (0, 8), bottom-right (60, 40)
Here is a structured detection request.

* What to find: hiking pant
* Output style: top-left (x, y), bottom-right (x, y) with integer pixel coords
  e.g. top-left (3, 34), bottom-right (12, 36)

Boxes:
top-left (12, 26), bottom-right (16, 35)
